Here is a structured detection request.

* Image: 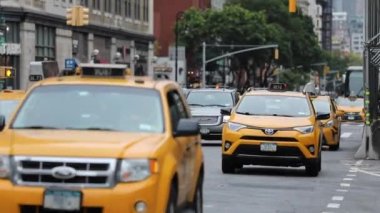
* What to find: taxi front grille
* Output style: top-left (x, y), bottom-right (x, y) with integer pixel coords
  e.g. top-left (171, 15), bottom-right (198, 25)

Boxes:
top-left (234, 144), bottom-right (303, 157)
top-left (20, 205), bottom-right (102, 213)
top-left (343, 112), bottom-right (362, 121)
top-left (240, 135), bottom-right (298, 142)
top-left (13, 157), bottom-right (117, 188)
top-left (192, 116), bottom-right (220, 125)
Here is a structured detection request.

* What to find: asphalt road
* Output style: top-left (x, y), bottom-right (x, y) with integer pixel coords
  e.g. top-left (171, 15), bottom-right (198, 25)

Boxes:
top-left (200, 123), bottom-right (380, 213)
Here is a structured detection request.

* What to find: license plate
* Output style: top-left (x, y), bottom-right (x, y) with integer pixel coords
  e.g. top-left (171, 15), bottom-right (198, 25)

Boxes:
top-left (43, 189), bottom-right (81, 211)
top-left (348, 116), bottom-right (355, 120)
top-left (260, 143), bottom-right (277, 152)
top-left (200, 128), bottom-right (210, 134)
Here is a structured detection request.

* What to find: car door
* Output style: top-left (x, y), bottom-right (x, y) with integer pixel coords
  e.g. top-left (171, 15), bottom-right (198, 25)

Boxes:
top-left (330, 98), bottom-right (341, 141)
top-left (167, 90), bottom-right (195, 204)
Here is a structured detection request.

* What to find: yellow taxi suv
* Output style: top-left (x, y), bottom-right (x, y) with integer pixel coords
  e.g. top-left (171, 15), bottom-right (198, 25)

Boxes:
top-left (0, 64), bottom-right (204, 213)
top-left (0, 89), bottom-right (25, 121)
top-left (336, 96), bottom-right (364, 122)
top-left (312, 96), bottom-right (343, 151)
top-left (221, 84), bottom-right (329, 177)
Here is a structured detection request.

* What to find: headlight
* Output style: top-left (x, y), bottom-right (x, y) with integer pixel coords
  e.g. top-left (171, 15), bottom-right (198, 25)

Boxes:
top-left (223, 115), bottom-right (230, 123)
top-left (293, 125), bottom-right (314, 134)
top-left (325, 120), bottom-right (334, 127)
top-left (227, 122), bottom-right (246, 131)
top-left (0, 156), bottom-right (10, 179)
top-left (118, 159), bottom-right (158, 182)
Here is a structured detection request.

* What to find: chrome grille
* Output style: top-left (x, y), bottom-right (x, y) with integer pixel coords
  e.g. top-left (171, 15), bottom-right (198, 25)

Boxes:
top-left (13, 157), bottom-right (117, 188)
top-left (193, 116), bottom-right (220, 125)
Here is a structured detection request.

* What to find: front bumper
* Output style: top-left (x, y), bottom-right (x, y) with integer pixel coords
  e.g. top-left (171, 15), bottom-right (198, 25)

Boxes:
top-left (222, 127), bottom-right (319, 167)
top-left (341, 113), bottom-right (364, 122)
top-left (0, 177), bottom-right (160, 213)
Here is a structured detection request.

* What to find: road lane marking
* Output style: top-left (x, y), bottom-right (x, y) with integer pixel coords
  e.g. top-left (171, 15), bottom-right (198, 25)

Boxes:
top-left (355, 160), bottom-right (363, 166)
top-left (340, 183), bottom-right (350, 187)
top-left (332, 196), bottom-right (344, 201)
top-left (341, 132), bottom-right (352, 138)
top-left (336, 189), bottom-right (348, 192)
top-left (204, 204), bottom-right (214, 208)
top-left (347, 174), bottom-right (356, 177)
top-left (327, 203), bottom-right (341, 208)
top-left (343, 178), bottom-right (353, 181)
top-left (357, 168), bottom-right (380, 177)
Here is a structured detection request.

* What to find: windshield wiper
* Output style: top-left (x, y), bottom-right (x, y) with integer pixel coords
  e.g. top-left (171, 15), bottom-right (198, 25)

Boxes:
top-left (204, 104), bottom-right (228, 107)
top-left (189, 104), bottom-right (206, 107)
top-left (13, 125), bottom-right (59, 130)
top-left (268, 114), bottom-right (295, 117)
top-left (236, 111), bottom-right (258, 115)
top-left (66, 127), bottom-right (117, 131)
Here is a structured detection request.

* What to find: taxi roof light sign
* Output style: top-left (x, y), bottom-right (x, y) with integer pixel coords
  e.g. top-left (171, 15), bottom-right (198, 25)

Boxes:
top-left (268, 83), bottom-right (288, 91)
top-left (76, 63), bottom-right (129, 77)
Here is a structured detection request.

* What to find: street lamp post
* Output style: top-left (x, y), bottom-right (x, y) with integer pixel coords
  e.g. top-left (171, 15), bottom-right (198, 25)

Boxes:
top-left (175, 11), bottom-right (184, 82)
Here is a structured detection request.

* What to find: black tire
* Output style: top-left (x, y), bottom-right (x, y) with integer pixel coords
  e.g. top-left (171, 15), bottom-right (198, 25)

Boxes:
top-left (166, 183), bottom-right (178, 213)
top-left (222, 157), bottom-right (235, 174)
top-left (191, 177), bottom-right (203, 213)
top-left (305, 160), bottom-right (319, 177)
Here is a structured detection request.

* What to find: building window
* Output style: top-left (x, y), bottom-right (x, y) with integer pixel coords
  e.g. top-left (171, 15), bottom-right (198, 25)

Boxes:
top-left (143, 0), bottom-right (148, 22)
top-left (134, 0), bottom-right (140, 20)
top-left (116, 0), bottom-right (122, 15)
top-left (35, 25), bottom-right (55, 61)
top-left (92, 0), bottom-right (100, 10)
top-left (5, 22), bottom-right (20, 43)
top-left (105, 0), bottom-right (112, 13)
top-left (80, 0), bottom-right (89, 6)
top-left (125, 0), bottom-right (131, 18)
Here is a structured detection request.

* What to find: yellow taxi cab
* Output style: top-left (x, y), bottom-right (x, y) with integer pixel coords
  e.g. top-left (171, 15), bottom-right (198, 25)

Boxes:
top-left (0, 63), bottom-right (204, 213)
top-left (0, 89), bottom-right (25, 121)
top-left (335, 96), bottom-right (364, 122)
top-left (311, 96), bottom-right (343, 151)
top-left (221, 83), bottom-right (329, 176)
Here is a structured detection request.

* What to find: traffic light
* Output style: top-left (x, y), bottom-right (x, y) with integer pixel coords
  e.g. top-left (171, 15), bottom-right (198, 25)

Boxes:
top-left (78, 6), bottom-right (90, 26)
top-left (289, 0), bottom-right (297, 13)
top-left (66, 7), bottom-right (78, 26)
top-left (274, 48), bottom-right (279, 60)
top-left (5, 68), bottom-right (14, 77)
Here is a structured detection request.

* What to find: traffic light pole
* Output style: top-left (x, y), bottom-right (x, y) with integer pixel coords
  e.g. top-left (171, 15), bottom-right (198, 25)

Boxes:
top-left (201, 43), bottom-right (279, 88)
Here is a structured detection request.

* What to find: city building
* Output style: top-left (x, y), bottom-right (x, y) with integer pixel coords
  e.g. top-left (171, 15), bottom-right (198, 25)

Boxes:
top-left (317, 0), bottom-right (333, 51)
top-left (298, 0), bottom-right (323, 47)
top-left (211, 0), bottom-right (227, 9)
top-left (332, 12), bottom-right (350, 53)
top-left (0, 0), bottom-right (154, 89)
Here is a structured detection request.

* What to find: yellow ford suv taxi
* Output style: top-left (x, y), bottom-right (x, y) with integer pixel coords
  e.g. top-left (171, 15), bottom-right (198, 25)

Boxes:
top-left (0, 90), bottom-right (25, 121)
top-left (221, 84), bottom-right (329, 176)
top-left (312, 96), bottom-right (343, 151)
top-left (0, 64), bottom-right (204, 213)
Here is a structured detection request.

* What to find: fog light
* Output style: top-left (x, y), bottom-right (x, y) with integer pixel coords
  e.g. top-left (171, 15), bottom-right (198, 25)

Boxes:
top-left (224, 142), bottom-right (232, 151)
top-left (135, 201), bottom-right (147, 213)
top-left (308, 146), bottom-right (315, 154)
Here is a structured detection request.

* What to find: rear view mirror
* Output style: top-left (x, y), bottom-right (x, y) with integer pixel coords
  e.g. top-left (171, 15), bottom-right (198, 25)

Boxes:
top-left (221, 108), bottom-right (231, 116)
top-left (316, 113), bottom-right (330, 120)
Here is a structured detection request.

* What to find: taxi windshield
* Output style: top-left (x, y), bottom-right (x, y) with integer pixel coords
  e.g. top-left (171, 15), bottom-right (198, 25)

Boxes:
top-left (312, 99), bottom-right (330, 114)
top-left (237, 95), bottom-right (311, 117)
top-left (187, 91), bottom-right (233, 107)
top-left (336, 97), bottom-right (363, 107)
top-left (0, 100), bottom-right (20, 120)
top-left (11, 85), bottom-right (164, 133)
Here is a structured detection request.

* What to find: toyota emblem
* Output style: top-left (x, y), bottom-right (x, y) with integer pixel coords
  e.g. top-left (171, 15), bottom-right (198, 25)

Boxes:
top-left (264, 129), bottom-right (276, 135)
top-left (51, 166), bottom-right (77, 180)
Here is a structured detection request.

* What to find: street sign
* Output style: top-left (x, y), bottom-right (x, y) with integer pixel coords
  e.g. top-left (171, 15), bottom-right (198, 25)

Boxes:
top-left (65, 58), bottom-right (77, 69)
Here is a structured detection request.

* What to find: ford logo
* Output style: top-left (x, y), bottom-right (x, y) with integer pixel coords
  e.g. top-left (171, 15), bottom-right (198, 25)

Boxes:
top-left (51, 166), bottom-right (77, 180)
top-left (263, 129), bottom-right (276, 135)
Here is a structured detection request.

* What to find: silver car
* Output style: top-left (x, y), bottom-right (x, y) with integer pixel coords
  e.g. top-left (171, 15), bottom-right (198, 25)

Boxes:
top-left (186, 88), bottom-right (239, 140)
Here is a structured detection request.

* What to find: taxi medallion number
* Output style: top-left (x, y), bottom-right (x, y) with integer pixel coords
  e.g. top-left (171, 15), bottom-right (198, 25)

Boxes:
top-left (43, 189), bottom-right (81, 211)
top-left (260, 143), bottom-right (277, 152)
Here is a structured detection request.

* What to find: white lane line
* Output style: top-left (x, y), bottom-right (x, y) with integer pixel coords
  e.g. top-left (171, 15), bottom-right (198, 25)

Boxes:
top-left (340, 183), bottom-right (351, 187)
top-left (327, 203), bottom-right (341, 208)
top-left (343, 178), bottom-right (354, 181)
top-left (332, 196), bottom-right (344, 201)
top-left (204, 204), bottom-right (214, 208)
top-left (336, 189), bottom-right (348, 192)
top-left (355, 160), bottom-right (363, 166)
top-left (347, 174), bottom-right (356, 177)
top-left (357, 168), bottom-right (380, 177)
top-left (341, 132), bottom-right (352, 138)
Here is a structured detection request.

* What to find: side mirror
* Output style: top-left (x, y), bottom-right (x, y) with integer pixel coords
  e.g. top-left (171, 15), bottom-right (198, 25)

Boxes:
top-left (0, 115), bottom-right (5, 131)
top-left (316, 113), bottom-right (330, 120)
top-left (220, 108), bottom-right (231, 116)
top-left (174, 118), bottom-right (199, 137)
